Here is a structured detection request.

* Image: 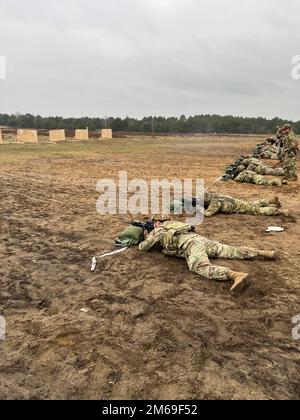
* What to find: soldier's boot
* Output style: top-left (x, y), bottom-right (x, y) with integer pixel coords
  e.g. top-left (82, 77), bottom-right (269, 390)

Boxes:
top-left (257, 250), bottom-right (278, 259)
top-left (270, 196), bottom-right (282, 208)
top-left (228, 271), bottom-right (249, 293)
top-left (282, 180), bottom-right (288, 185)
top-left (278, 209), bottom-right (290, 217)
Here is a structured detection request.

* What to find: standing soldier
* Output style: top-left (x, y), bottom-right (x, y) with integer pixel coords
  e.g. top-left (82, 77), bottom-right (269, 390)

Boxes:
top-left (281, 124), bottom-right (299, 181)
top-left (139, 215), bottom-right (277, 293)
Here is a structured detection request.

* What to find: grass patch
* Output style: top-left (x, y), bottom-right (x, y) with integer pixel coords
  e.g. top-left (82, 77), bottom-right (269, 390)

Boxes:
top-left (0, 138), bottom-right (166, 165)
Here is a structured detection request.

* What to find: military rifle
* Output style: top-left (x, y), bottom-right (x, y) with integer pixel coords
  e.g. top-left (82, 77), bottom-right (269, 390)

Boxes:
top-left (130, 220), bottom-right (155, 232)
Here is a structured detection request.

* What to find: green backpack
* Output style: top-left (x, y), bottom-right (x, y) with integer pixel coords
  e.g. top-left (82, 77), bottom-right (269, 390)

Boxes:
top-left (115, 226), bottom-right (144, 247)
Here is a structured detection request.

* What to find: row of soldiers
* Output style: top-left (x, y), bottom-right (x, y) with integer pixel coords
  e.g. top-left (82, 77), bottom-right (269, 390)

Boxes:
top-left (253, 139), bottom-right (281, 160)
top-left (252, 124), bottom-right (299, 180)
top-left (223, 124), bottom-right (298, 188)
top-left (117, 125), bottom-right (298, 293)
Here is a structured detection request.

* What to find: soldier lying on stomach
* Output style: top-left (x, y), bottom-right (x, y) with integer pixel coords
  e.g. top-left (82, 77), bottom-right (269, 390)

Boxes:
top-left (139, 215), bottom-right (277, 293)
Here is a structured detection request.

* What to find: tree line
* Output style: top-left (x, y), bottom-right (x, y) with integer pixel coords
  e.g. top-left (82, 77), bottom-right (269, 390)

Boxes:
top-left (0, 113), bottom-right (298, 134)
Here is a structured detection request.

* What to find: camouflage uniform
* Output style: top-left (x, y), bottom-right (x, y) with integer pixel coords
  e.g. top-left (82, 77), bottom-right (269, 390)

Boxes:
top-left (253, 142), bottom-right (280, 160)
top-left (234, 170), bottom-right (283, 187)
top-left (282, 133), bottom-right (298, 180)
top-left (204, 192), bottom-right (283, 217)
top-left (241, 158), bottom-right (285, 176)
top-left (139, 223), bottom-right (260, 281)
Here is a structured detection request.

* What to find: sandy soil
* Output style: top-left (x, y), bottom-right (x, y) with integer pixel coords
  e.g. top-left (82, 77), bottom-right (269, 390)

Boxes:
top-left (0, 136), bottom-right (299, 400)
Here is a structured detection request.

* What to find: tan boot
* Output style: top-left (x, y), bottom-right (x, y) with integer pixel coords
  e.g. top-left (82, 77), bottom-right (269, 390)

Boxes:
top-left (278, 209), bottom-right (290, 217)
top-left (270, 196), bottom-right (282, 208)
top-left (258, 250), bottom-right (277, 259)
top-left (283, 174), bottom-right (297, 181)
top-left (228, 271), bottom-right (249, 293)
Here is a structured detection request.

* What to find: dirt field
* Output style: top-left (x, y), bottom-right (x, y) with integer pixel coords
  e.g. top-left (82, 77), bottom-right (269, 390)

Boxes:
top-left (0, 136), bottom-right (299, 400)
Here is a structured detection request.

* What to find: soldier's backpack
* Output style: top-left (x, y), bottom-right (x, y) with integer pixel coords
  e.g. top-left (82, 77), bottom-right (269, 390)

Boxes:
top-left (161, 221), bottom-right (193, 251)
top-left (115, 226), bottom-right (144, 247)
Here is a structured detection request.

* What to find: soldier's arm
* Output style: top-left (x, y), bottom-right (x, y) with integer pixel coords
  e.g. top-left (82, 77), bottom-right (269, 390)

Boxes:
top-left (139, 229), bottom-right (162, 252)
top-left (204, 199), bottom-right (222, 217)
top-left (242, 158), bottom-right (251, 166)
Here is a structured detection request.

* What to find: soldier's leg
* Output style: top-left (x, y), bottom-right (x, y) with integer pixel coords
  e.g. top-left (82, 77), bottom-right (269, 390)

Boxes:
top-left (235, 201), bottom-right (262, 215)
top-left (283, 157), bottom-right (290, 177)
top-left (284, 157), bottom-right (298, 180)
top-left (204, 239), bottom-right (260, 260)
top-left (185, 241), bottom-right (231, 281)
top-left (272, 168), bottom-right (285, 176)
top-left (252, 174), bottom-right (269, 186)
top-left (240, 201), bottom-right (285, 215)
top-left (205, 238), bottom-right (277, 260)
top-left (255, 206), bottom-right (284, 216)
top-left (268, 179), bottom-right (283, 187)
top-left (252, 196), bottom-right (282, 208)
top-left (262, 166), bottom-right (285, 176)
top-left (253, 174), bottom-right (282, 187)
top-left (252, 199), bottom-right (271, 207)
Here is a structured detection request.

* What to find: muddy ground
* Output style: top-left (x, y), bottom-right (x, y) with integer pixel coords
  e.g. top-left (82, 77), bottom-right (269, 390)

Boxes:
top-left (0, 136), bottom-right (299, 400)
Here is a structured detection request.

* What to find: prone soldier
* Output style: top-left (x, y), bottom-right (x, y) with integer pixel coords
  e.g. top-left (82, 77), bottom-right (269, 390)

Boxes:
top-left (223, 166), bottom-right (287, 188)
top-left (170, 193), bottom-right (290, 217)
top-left (139, 215), bottom-right (277, 293)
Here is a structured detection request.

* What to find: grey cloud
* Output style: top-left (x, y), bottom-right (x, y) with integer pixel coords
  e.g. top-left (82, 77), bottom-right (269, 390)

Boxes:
top-left (0, 0), bottom-right (300, 119)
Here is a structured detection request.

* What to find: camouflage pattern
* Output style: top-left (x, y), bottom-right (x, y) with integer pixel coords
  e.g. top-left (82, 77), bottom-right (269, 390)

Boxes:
top-left (204, 192), bottom-right (283, 217)
top-left (186, 238), bottom-right (259, 281)
top-left (139, 222), bottom-right (196, 254)
top-left (139, 224), bottom-right (260, 281)
top-left (283, 156), bottom-right (297, 180)
top-left (223, 155), bottom-right (283, 181)
top-left (252, 127), bottom-right (285, 160)
top-left (282, 133), bottom-right (298, 180)
top-left (242, 158), bottom-right (285, 176)
top-left (252, 141), bottom-right (281, 160)
top-left (234, 170), bottom-right (283, 187)
top-left (223, 156), bottom-right (248, 180)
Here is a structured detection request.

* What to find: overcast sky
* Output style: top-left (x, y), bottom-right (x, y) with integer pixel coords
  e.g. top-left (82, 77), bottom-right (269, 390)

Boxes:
top-left (0, 0), bottom-right (300, 119)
